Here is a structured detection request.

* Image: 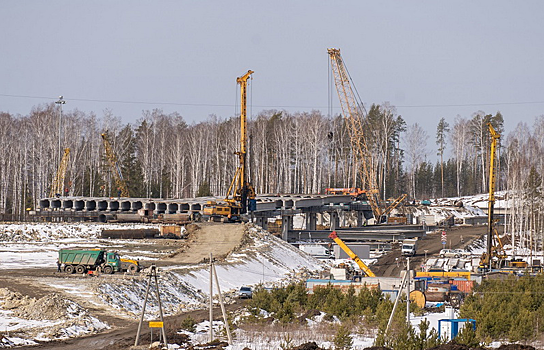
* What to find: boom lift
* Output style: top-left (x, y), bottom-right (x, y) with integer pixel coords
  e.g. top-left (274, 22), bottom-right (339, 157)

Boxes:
top-left (204, 70), bottom-right (256, 221)
top-left (329, 231), bottom-right (376, 277)
top-left (328, 48), bottom-right (405, 223)
top-left (50, 148), bottom-right (70, 197)
top-left (101, 133), bottom-right (130, 197)
top-left (479, 123), bottom-right (507, 271)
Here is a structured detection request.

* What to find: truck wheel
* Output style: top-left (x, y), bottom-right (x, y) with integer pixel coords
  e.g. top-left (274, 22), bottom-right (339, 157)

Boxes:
top-left (75, 265), bottom-right (86, 274)
top-left (128, 264), bottom-right (138, 273)
top-left (65, 265), bottom-right (75, 274)
top-left (103, 266), bottom-right (113, 274)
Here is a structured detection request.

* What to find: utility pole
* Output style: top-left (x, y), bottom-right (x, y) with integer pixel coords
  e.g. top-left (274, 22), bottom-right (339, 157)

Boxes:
top-left (209, 252), bottom-right (214, 342)
top-left (55, 96), bottom-right (66, 189)
top-left (406, 257), bottom-right (410, 325)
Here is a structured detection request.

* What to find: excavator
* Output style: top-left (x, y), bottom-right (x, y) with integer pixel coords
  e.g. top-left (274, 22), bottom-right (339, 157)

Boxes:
top-left (101, 132), bottom-right (130, 197)
top-left (479, 123), bottom-right (507, 271)
top-left (203, 70), bottom-right (256, 221)
top-left (327, 48), bottom-right (406, 223)
top-left (329, 231), bottom-right (375, 278)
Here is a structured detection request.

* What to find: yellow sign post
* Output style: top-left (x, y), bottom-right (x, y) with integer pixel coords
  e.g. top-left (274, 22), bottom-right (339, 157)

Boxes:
top-left (149, 321), bottom-right (164, 328)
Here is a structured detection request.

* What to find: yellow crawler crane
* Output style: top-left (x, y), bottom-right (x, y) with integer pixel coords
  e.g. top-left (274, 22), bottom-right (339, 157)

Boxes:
top-left (329, 231), bottom-right (376, 277)
top-left (328, 48), bottom-right (405, 223)
top-left (101, 132), bottom-right (130, 197)
top-left (50, 148), bottom-right (70, 197)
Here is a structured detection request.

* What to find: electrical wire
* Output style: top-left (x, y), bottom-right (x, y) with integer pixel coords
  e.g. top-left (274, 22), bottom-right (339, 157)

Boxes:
top-left (2, 93), bottom-right (544, 110)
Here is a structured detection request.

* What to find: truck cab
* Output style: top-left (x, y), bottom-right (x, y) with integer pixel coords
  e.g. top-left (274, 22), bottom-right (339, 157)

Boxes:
top-left (106, 252), bottom-right (122, 272)
top-left (402, 239), bottom-right (418, 256)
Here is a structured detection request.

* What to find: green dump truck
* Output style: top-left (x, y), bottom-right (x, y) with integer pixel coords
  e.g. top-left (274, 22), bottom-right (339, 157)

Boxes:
top-left (58, 249), bottom-right (121, 274)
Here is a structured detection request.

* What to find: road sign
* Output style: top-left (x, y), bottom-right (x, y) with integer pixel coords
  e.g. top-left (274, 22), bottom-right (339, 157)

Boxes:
top-left (149, 321), bottom-right (164, 328)
top-left (441, 230), bottom-right (447, 242)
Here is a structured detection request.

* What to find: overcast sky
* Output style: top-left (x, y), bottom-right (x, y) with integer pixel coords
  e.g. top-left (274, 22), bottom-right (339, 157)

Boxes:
top-left (1, 1), bottom-right (543, 142)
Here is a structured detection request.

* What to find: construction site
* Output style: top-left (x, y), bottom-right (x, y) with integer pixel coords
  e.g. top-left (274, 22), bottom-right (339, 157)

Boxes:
top-left (0, 46), bottom-right (542, 350)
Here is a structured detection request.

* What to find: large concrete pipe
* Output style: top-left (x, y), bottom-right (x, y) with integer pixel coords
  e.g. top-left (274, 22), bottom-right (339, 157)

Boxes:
top-left (85, 200), bottom-right (96, 211)
top-left (98, 214), bottom-right (114, 223)
top-left (75, 200), bottom-right (85, 211)
top-left (98, 200), bottom-right (108, 211)
top-left (121, 201), bottom-right (131, 211)
top-left (168, 203), bottom-right (179, 214)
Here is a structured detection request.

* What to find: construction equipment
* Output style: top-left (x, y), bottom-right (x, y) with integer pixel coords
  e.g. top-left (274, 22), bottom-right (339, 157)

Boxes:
top-left (479, 123), bottom-right (507, 271)
top-left (328, 231), bottom-right (375, 277)
top-left (328, 48), bottom-right (405, 222)
top-left (101, 132), bottom-right (130, 197)
top-left (324, 187), bottom-right (370, 199)
top-left (50, 148), bottom-right (70, 197)
top-left (205, 70), bottom-right (256, 221)
top-left (58, 248), bottom-right (121, 274)
top-left (120, 258), bottom-right (141, 273)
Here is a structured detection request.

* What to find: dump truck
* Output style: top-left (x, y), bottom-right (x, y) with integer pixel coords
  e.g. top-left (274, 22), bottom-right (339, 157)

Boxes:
top-left (59, 249), bottom-right (121, 274)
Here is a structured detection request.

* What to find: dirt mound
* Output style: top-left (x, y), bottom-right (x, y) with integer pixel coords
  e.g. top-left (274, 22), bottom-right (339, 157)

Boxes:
top-left (13, 292), bottom-right (86, 320)
top-left (497, 345), bottom-right (536, 350)
top-left (363, 347), bottom-right (392, 350)
top-left (0, 287), bottom-right (33, 309)
top-left (290, 342), bottom-right (325, 350)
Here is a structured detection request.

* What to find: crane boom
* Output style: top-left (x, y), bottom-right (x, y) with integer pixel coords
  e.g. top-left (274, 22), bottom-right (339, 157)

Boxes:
top-left (329, 231), bottom-right (376, 277)
top-left (328, 48), bottom-right (382, 219)
top-left (225, 70), bottom-right (256, 214)
top-left (50, 148), bottom-right (70, 197)
top-left (101, 133), bottom-right (130, 197)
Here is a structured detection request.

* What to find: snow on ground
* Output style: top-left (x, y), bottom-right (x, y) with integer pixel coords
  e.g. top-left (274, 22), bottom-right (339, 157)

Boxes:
top-left (0, 288), bottom-right (109, 347)
top-left (97, 224), bottom-right (326, 319)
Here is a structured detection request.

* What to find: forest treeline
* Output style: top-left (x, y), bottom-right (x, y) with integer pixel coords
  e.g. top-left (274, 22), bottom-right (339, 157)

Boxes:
top-left (0, 103), bottom-right (542, 238)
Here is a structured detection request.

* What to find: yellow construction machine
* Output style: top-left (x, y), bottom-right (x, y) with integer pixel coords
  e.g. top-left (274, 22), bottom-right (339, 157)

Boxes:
top-left (329, 231), bottom-right (376, 277)
top-left (479, 123), bottom-right (507, 271)
top-left (101, 132), bottom-right (130, 197)
top-left (204, 70), bottom-right (256, 221)
top-left (328, 48), bottom-right (406, 223)
top-left (50, 148), bottom-right (70, 197)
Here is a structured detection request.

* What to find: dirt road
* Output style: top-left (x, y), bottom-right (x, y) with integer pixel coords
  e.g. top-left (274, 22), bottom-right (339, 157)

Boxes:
top-left (164, 223), bottom-right (246, 264)
top-left (371, 225), bottom-right (488, 277)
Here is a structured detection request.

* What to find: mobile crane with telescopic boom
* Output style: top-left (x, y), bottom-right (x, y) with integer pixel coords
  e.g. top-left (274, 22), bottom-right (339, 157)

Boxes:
top-left (329, 231), bottom-right (376, 277)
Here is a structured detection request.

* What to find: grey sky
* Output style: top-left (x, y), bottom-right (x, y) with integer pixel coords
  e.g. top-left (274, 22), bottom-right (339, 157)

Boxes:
top-left (1, 1), bottom-right (543, 143)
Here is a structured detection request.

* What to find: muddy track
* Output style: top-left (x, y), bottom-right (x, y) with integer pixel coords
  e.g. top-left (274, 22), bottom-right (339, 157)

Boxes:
top-left (372, 225), bottom-right (489, 277)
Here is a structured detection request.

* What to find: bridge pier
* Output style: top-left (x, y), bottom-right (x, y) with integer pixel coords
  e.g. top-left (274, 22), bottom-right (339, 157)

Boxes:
top-left (282, 214), bottom-right (293, 241)
top-left (305, 212), bottom-right (317, 231)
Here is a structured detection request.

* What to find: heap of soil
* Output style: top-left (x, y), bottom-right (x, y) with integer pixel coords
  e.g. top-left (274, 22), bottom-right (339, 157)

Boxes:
top-left (0, 288), bottom-right (33, 309)
top-left (290, 342), bottom-right (325, 350)
top-left (497, 345), bottom-right (536, 350)
top-left (427, 344), bottom-right (487, 350)
top-left (363, 347), bottom-right (392, 350)
top-left (13, 293), bottom-right (85, 320)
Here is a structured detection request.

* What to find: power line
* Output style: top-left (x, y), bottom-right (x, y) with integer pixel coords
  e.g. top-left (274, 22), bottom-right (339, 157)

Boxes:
top-left (1, 92), bottom-right (544, 110)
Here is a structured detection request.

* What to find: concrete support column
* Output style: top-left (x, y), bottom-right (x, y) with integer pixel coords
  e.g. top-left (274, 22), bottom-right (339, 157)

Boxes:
top-left (330, 211), bottom-right (340, 231)
top-left (281, 215), bottom-right (293, 241)
top-left (357, 211), bottom-right (365, 227)
top-left (255, 217), bottom-right (268, 230)
top-left (305, 212), bottom-right (317, 231)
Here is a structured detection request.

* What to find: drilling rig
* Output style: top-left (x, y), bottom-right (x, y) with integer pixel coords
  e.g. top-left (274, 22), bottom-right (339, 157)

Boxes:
top-left (204, 70), bottom-right (256, 221)
top-left (479, 123), bottom-right (507, 271)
